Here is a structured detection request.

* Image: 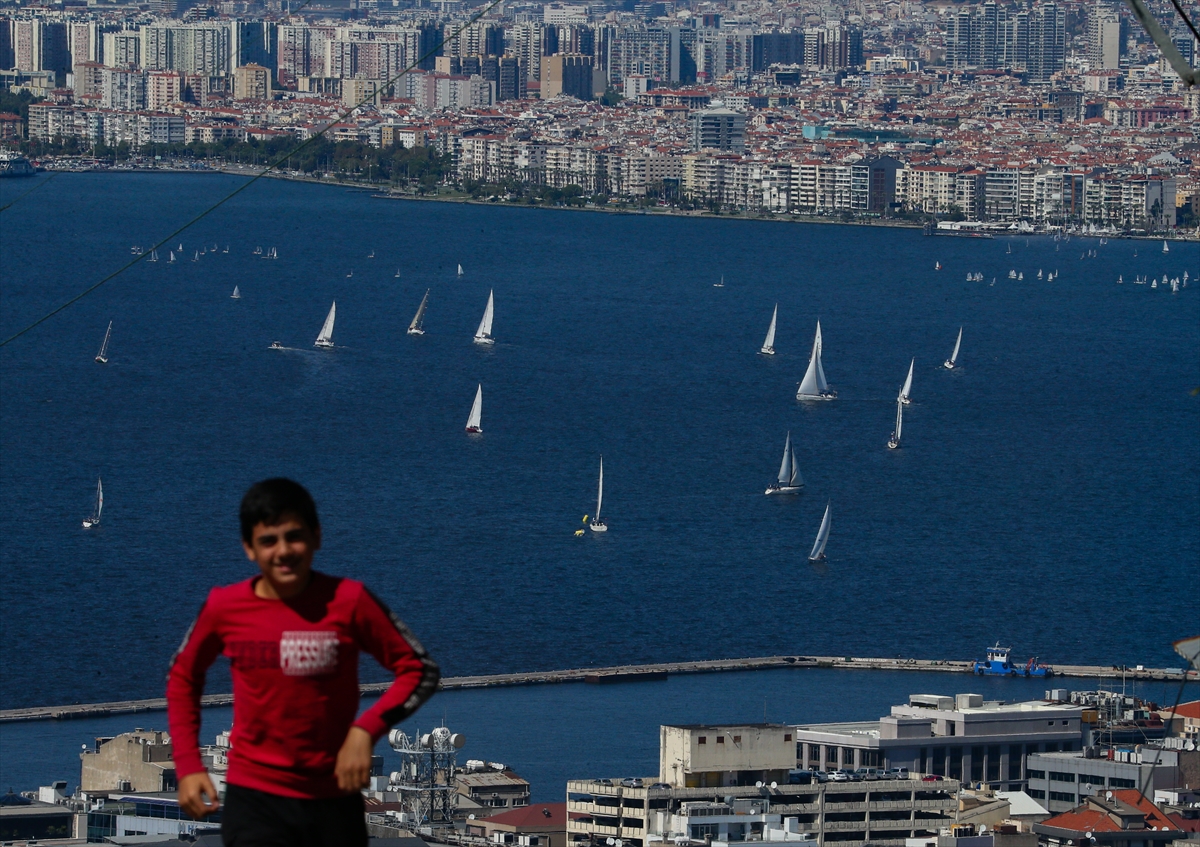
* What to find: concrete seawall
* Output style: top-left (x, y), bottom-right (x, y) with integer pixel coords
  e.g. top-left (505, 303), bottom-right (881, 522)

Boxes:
top-left (1, 654), bottom-right (1192, 723)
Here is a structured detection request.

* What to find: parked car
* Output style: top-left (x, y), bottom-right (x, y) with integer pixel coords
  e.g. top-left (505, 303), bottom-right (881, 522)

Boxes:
top-left (888, 767), bottom-right (910, 780)
top-left (594, 778), bottom-right (614, 785)
top-left (829, 770), bottom-right (850, 782)
top-left (648, 783), bottom-right (671, 790)
top-left (921, 774), bottom-right (944, 782)
top-left (855, 768), bottom-right (882, 781)
top-left (813, 770), bottom-right (831, 783)
top-left (620, 778), bottom-right (643, 788)
top-left (788, 769), bottom-right (814, 785)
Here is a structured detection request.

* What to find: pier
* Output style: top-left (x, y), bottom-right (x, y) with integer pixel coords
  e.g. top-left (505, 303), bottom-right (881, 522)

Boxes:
top-left (1, 654), bottom-right (1191, 724)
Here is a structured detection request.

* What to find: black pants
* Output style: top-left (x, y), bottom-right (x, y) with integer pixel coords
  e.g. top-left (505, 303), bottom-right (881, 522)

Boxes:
top-left (221, 783), bottom-right (368, 847)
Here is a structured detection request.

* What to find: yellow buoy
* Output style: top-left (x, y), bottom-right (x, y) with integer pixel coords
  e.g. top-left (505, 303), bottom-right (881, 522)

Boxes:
top-left (574, 529), bottom-right (585, 537)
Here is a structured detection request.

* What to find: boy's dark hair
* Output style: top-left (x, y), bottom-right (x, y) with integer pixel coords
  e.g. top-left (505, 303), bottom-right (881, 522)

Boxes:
top-left (240, 478), bottom-right (320, 543)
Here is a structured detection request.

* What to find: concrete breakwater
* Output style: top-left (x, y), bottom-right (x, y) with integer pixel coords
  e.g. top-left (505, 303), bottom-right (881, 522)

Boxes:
top-left (1, 655), bottom-right (1192, 724)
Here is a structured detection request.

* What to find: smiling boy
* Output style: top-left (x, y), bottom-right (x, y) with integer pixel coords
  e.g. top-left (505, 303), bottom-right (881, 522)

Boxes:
top-left (166, 478), bottom-right (440, 846)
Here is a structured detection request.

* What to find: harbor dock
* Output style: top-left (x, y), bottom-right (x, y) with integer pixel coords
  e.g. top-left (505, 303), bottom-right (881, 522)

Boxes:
top-left (1, 654), bottom-right (1191, 724)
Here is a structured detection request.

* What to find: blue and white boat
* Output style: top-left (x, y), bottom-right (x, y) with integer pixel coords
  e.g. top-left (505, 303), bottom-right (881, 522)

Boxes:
top-left (973, 644), bottom-right (1053, 677)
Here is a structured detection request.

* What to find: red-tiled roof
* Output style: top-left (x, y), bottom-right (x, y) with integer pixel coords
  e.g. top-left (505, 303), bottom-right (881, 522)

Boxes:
top-left (1162, 700), bottom-right (1200, 720)
top-left (483, 802), bottom-right (566, 829)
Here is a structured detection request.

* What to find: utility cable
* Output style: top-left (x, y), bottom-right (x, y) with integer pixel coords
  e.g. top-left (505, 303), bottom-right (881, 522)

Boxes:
top-left (0, 0), bottom-right (506, 349)
top-left (0, 170), bottom-right (56, 213)
top-left (1166, 0), bottom-right (1200, 46)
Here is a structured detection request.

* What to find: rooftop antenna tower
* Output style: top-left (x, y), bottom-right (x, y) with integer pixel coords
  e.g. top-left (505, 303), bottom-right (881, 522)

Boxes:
top-left (387, 726), bottom-right (466, 826)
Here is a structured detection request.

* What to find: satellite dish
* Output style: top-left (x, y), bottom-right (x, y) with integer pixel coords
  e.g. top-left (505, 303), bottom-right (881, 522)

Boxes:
top-left (615, 840), bottom-right (623, 847)
top-left (607, 839), bottom-right (616, 845)
top-left (771, 782), bottom-right (778, 790)
top-left (450, 733), bottom-right (466, 749)
top-left (1106, 791), bottom-right (1114, 800)
top-left (469, 815), bottom-right (476, 820)
top-left (980, 826), bottom-right (987, 833)
top-left (756, 782), bottom-right (764, 788)
top-left (421, 734), bottom-right (433, 748)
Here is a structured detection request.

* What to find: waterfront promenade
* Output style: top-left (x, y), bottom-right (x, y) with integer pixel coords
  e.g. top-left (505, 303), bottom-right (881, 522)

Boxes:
top-left (3, 654), bottom-right (1192, 724)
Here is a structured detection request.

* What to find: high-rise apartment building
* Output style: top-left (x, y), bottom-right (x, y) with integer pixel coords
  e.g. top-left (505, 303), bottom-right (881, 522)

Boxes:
top-left (1027, 2), bottom-right (1065, 81)
top-left (140, 23), bottom-right (231, 76)
top-left (1087, 7), bottom-right (1123, 69)
top-left (233, 62), bottom-right (270, 99)
top-left (607, 25), bottom-right (695, 85)
top-left (103, 30), bottom-right (141, 68)
top-left (542, 52), bottom-right (592, 99)
top-left (689, 104), bottom-right (746, 151)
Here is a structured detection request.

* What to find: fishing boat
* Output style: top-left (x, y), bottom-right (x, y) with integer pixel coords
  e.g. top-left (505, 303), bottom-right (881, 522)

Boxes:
top-left (898, 358), bottom-right (914, 405)
top-left (887, 398), bottom-right (903, 450)
top-left (148, 249), bottom-right (158, 263)
top-left (765, 432), bottom-right (803, 495)
top-left (231, 286), bottom-right (241, 299)
top-left (457, 263), bottom-right (464, 277)
top-left (943, 327), bottom-right (962, 370)
top-left (465, 384), bottom-right (483, 433)
top-left (82, 477), bottom-right (103, 528)
top-left (808, 502), bottom-right (831, 563)
top-left (407, 289), bottom-right (429, 336)
top-left (474, 290), bottom-right (495, 345)
top-left (94, 321), bottom-right (113, 364)
top-left (759, 305), bottom-right (777, 355)
top-left (589, 456), bottom-right (607, 532)
top-left (314, 301), bottom-right (336, 349)
top-left (973, 644), bottom-right (1053, 678)
top-left (796, 321), bottom-right (836, 400)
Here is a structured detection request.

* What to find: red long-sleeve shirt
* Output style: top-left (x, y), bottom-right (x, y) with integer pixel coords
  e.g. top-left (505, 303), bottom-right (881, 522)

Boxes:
top-left (166, 572), bottom-right (439, 799)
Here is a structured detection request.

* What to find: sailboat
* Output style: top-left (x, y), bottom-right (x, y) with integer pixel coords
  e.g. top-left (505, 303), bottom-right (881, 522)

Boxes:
top-left (367, 250), bottom-right (375, 259)
top-left (223, 245), bottom-right (229, 253)
top-left (168, 251), bottom-right (175, 263)
top-left (193, 250), bottom-right (200, 262)
top-left (178, 243), bottom-right (183, 252)
top-left (765, 432), bottom-right (803, 495)
top-left (148, 249), bottom-right (159, 262)
top-left (934, 261), bottom-right (942, 271)
top-left (808, 502), bottom-right (831, 563)
top-left (407, 289), bottom-right (430, 336)
top-left (1006, 243), bottom-right (1012, 254)
top-left (82, 477), bottom-right (103, 528)
top-left (457, 263), bottom-right (464, 277)
top-left (887, 398), bottom-right (903, 449)
top-left (759, 305), bottom-right (778, 355)
top-left (474, 290), bottom-right (495, 345)
top-left (254, 246), bottom-right (262, 255)
top-left (943, 327), bottom-right (962, 370)
top-left (796, 321), bottom-right (836, 400)
top-left (465, 384), bottom-right (483, 433)
top-left (231, 286), bottom-right (241, 299)
top-left (589, 457), bottom-right (608, 531)
top-left (394, 269), bottom-right (401, 278)
top-left (713, 276), bottom-right (725, 288)
top-left (1162, 240), bottom-right (1169, 254)
top-left (898, 358), bottom-right (914, 405)
top-left (95, 321), bottom-right (113, 364)
top-left (314, 301), bottom-right (336, 349)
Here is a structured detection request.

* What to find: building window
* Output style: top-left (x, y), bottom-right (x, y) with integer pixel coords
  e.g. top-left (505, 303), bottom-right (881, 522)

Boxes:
top-left (1109, 778), bottom-right (1135, 789)
top-left (785, 734), bottom-right (792, 742)
top-left (1049, 772), bottom-right (1075, 783)
top-left (1048, 721), bottom-right (1055, 726)
top-left (1026, 770), bottom-right (1045, 780)
top-left (717, 737), bottom-right (725, 744)
top-left (1079, 774), bottom-right (1105, 786)
top-left (1049, 791), bottom-right (1075, 803)
top-left (1027, 789), bottom-right (1046, 800)
top-left (699, 737), bottom-right (706, 744)
top-left (1062, 721), bottom-right (1069, 726)
top-left (733, 736), bottom-right (741, 743)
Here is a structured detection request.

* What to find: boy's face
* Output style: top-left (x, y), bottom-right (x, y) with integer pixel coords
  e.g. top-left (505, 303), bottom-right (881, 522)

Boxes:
top-left (243, 515), bottom-right (321, 600)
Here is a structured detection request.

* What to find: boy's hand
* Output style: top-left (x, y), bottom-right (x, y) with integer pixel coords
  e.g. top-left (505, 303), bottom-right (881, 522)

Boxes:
top-left (335, 726), bottom-right (374, 793)
top-left (178, 772), bottom-right (220, 819)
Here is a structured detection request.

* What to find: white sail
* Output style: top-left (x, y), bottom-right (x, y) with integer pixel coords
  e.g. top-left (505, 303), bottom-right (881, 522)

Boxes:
top-left (466, 384), bottom-right (483, 432)
top-left (944, 327), bottom-right (962, 368)
top-left (315, 301), bottom-right (336, 348)
top-left (1163, 240), bottom-right (1169, 254)
top-left (893, 398), bottom-right (903, 443)
top-left (408, 289), bottom-right (430, 335)
top-left (796, 321), bottom-right (833, 398)
top-left (96, 478), bottom-right (103, 520)
top-left (595, 457), bottom-right (604, 521)
top-left (808, 502), bottom-right (831, 561)
top-left (899, 358), bottom-right (914, 403)
top-left (458, 263), bottom-right (464, 276)
top-left (760, 305), bottom-right (777, 355)
top-left (231, 286), bottom-right (240, 299)
top-left (95, 321), bottom-right (112, 363)
top-left (474, 290), bottom-right (495, 343)
top-left (777, 433), bottom-right (793, 484)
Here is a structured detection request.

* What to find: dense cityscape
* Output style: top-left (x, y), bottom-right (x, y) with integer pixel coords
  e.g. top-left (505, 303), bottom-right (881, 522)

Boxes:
top-left (1, 0), bottom-right (1199, 225)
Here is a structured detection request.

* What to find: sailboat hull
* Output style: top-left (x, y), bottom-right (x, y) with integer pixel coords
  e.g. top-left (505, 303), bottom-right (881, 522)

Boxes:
top-left (765, 484), bottom-right (803, 495)
top-left (95, 356), bottom-right (107, 364)
top-left (407, 328), bottom-right (425, 336)
top-left (899, 396), bottom-right (912, 405)
top-left (797, 390), bottom-right (837, 400)
top-left (759, 347), bottom-right (775, 355)
top-left (474, 336), bottom-right (494, 345)
top-left (82, 520), bottom-right (95, 528)
top-left (808, 554), bottom-right (825, 563)
top-left (887, 438), bottom-right (901, 450)
top-left (589, 520), bottom-right (607, 532)
top-left (314, 340), bottom-right (335, 350)
top-left (465, 426), bottom-right (482, 434)
top-left (943, 361), bottom-right (956, 369)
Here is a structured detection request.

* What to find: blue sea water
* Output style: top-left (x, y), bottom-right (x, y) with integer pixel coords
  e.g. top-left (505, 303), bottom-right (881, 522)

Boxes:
top-left (0, 173), bottom-right (1197, 714)
top-left (0, 668), bottom-right (1190, 800)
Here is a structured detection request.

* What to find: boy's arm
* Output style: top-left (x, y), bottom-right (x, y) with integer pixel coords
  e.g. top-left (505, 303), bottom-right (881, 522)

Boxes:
top-left (351, 587), bottom-right (440, 741)
top-left (166, 594), bottom-right (226, 781)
